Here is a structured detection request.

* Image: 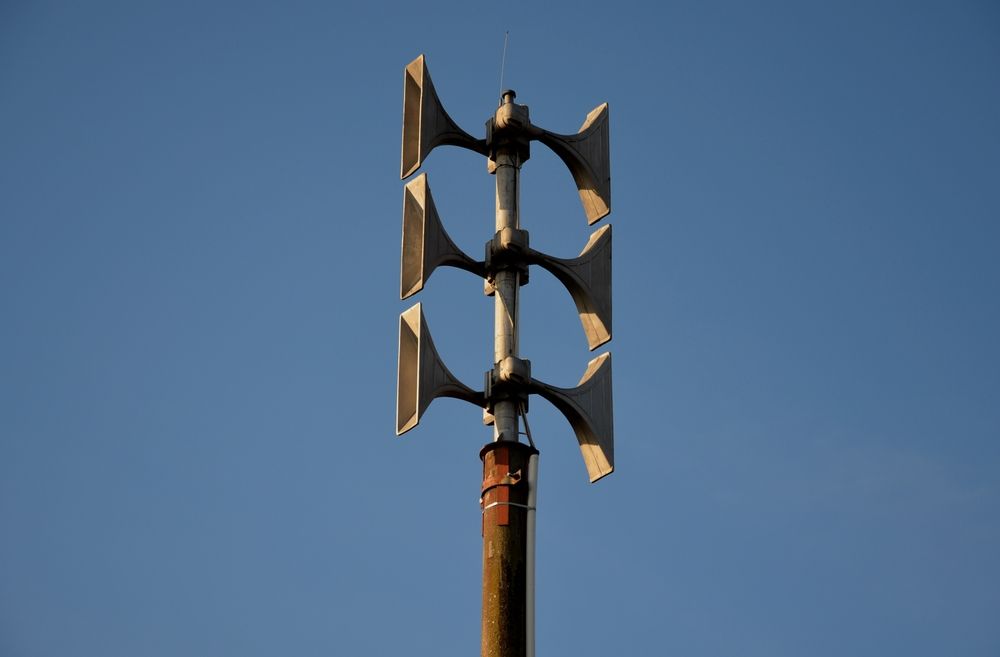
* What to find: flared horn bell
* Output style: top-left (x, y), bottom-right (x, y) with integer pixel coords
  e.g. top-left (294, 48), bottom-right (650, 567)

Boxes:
top-left (528, 224), bottom-right (612, 350)
top-left (397, 303), bottom-right (484, 435)
top-left (401, 55), bottom-right (488, 179)
top-left (535, 103), bottom-right (611, 224)
top-left (530, 353), bottom-right (614, 482)
top-left (401, 174), bottom-right (485, 299)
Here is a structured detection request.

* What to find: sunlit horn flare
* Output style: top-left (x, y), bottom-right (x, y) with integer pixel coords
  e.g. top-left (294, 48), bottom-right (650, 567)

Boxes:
top-left (528, 224), bottom-right (612, 350)
top-left (401, 174), bottom-right (485, 299)
top-left (535, 103), bottom-right (611, 224)
top-left (397, 303), bottom-right (484, 435)
top-left (401, 55), bottom-right (488, 179)
top-left (529, 353), bottom-right (614, 482)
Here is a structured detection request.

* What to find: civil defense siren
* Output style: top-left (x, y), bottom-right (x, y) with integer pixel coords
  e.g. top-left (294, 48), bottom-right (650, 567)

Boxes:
top-left (394, 54), bottom-right (616, 481)
top-left (392, 51), bottom-right (620, 657)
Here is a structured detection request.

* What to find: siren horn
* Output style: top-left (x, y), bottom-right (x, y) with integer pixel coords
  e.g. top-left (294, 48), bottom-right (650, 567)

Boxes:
top-left (397, 303), bottom-right (485, 435)
top-left (401, 55), bottom-right (489, 179)
top-left (529, 353), bottom-right (614, 482)
top-left (527, 224), bottom-right (612, 350)
top-left (534, 103), bottom-right (611, 224)
top-left (401, 174), bottom-right (485, 299)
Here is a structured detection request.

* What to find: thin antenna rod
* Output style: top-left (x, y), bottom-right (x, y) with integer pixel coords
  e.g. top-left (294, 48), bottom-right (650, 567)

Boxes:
top-left (497, 31), bottom-right (510, 104)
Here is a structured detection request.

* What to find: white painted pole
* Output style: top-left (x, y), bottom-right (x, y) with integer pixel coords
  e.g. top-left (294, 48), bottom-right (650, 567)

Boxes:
top-left (525, 452), bottom-right (539, 657)
top-left (492, 143), bottom-right (520, 443)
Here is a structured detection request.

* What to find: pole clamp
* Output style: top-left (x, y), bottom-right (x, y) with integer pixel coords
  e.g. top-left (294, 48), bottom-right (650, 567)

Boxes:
top-left (485, 93), bottom-right (533, 171)
top-left (484, 227), bottom-right (530, 292)
top-left (481, 500), bottom-right (535, 514)
top-left (483, 357), bottom-right (531, 414)
top-left (481, 468), bottom-right (523, 497)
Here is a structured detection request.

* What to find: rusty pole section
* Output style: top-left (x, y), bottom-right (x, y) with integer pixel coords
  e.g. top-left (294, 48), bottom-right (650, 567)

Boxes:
top-left (481, 441), bottom-right (537, 657)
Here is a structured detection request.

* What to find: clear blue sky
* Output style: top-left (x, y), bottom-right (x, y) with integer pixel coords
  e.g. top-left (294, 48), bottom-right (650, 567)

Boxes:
top-left (2, 1), bottom-right (999, 655)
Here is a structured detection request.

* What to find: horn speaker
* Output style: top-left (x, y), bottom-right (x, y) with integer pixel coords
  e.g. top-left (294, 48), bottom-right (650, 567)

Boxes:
top-left (529, 224), bottom-right (612, 350)
top-left (397, 303), bottom-right (483, 435)
top-left (535, 103), bottom-right (611, 225)
top-left (530, 353), bottom-right (614, 482)
top-left (401, 55), bottom-right (487, 179)
top-left (401, 173), bottom-right (484, 299)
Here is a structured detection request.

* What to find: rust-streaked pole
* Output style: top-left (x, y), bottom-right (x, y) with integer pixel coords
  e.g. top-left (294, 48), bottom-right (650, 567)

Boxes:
top-left (481, 441), bottom-right (537, 657)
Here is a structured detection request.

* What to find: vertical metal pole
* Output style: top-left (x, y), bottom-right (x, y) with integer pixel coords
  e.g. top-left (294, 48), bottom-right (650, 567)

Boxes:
top-left (482, 91), bottom-right (528, 657)
top-left (481, 441), bottom-right (535, 657)
top-left (492, 146), bottom-right (520, 444)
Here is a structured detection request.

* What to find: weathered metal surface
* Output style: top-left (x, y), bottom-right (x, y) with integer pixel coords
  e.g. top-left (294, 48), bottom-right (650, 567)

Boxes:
top-left (401, 173), bottom-right (485, 299)
top-left (534, 103), bottom-right (612, 224)
top-left (530, 353), bottom-right (614, 482)
top-left (395, 303), bottom-right (484, 435)
top-left (400, 55), bottom-right (487, 179)
top-left (489, 93), bottom-right (526, 444)
top-left (527, 224), bottom-right (613, 350)
top-left (481, 442), bottom-right (537, 657)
